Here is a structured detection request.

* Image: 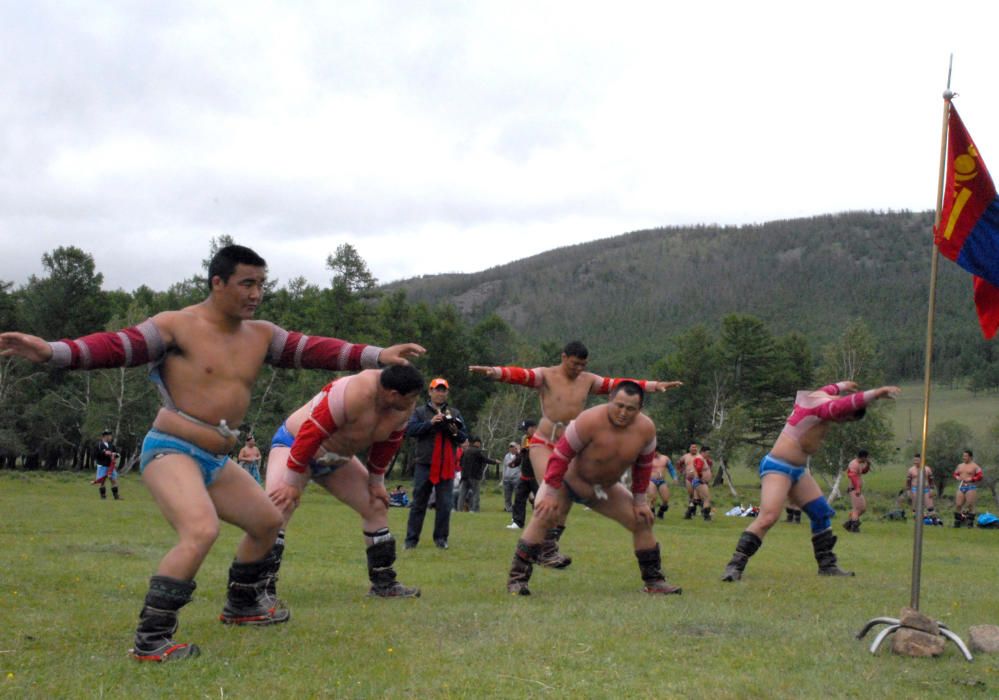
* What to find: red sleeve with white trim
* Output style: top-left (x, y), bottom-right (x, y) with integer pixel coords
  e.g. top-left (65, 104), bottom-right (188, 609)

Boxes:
top-left (288, 384), bottom-right (338, 473)
top-left (47, 319), bottom-right (165, 369)
top-left (493, 367), bottom-right (544, 387)
top-left (544, 422), bottom-right (585, 489)
top-left (631, 438), bottom-right (657, 496)
top-left (266, 323), bottom-right (382, 371)
top-left (367, 430), bottom-right (404, 476)
top-left (592, 376), bottom-right (651, 394)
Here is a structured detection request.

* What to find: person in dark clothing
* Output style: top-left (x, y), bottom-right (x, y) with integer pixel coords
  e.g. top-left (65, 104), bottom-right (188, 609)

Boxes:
top-left (404, 377), bottom-right (468, 549)
top-left (93, 429), bottom-right (122, 500)
top-left (457, 437), bottom-right (499, 512)
top-left (508, 420), bottom-right (539, 530)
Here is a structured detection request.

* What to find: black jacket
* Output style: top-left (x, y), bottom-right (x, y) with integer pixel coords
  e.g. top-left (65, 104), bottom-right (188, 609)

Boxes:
top-left (405, 401), bottom-right (468, 465)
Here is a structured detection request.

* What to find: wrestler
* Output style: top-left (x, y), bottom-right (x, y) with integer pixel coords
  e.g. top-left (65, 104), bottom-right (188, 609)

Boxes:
top-left (0, 244), bottom-right (424, 662)
top-left (237, 435), bottom-right (263, 485)
top-left (470, 340), bottom-right (681, 567)
top-left (721, 381), bottom-right (899, 581)
top-left (680, 444), bottom-right (705, 519)
top-left (506, 381), bottom-right (681, 596)
top-left (953, 450), bottom-right (984, 528)
top-left (93, 429), bottom-right (122, 500)
top-left (259, 365), bottom-right (424, 600)
top-left (842, 450), bottom-right (870, 533)
top-left (696, 446), bottom-right (715, 520)
top-left (905, 453), bottom-right (938, 523)
top-left (648, 452), bottom-right (676, 519)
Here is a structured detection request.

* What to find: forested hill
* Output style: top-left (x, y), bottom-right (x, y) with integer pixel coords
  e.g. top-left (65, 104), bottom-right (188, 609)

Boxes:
top-left (386, 210), bottom-right (983, 379)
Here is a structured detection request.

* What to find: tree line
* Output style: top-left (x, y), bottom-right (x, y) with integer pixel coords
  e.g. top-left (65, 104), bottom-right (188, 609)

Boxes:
top-left (6, 236), bottom-right (996, 504)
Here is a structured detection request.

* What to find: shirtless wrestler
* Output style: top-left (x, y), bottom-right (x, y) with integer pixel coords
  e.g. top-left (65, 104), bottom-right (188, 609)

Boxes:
top-left (505, 381), bottom-right (682, 596)
top-left (953, 450), bottom-right (984, 528)
top-left (905, 453), bottom-right (938, 523)
top-left (260, 365), bottom-right (424, 600)
top-left (842, 450), bottom-right (870, 533)
top-left (0, 244), bottom-right (424, 662)
top-left (470, 340), bottom-right (681, 568)
top-left (721, 381), bottom-right (899, 581)
top-left (648, 452), bottom-right (676, 519)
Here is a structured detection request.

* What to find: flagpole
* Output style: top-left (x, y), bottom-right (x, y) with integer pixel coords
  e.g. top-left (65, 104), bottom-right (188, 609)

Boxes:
top-left (911, 63), bottom-right (954, 610)
top-left (856, 55), bottom-right (973, 660)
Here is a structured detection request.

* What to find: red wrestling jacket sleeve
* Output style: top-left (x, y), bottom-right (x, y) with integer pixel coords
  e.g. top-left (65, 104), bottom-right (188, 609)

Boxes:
top-left (592, 376), bottom-right (651, 394)
top-left (288, 387), bottom-right (338, 474)
top-left (47, 319), bottom-right (166, 369)
top-left (491, 367), bottom-right (544, 387)
top-left (544, 422), bottom-right (585, 489)
top-left (266, 323), bottom-right (383, 371)
top-left (630, 439), bottom-right (657, 497)
top-left (367, 430), bottom-right (404, 477)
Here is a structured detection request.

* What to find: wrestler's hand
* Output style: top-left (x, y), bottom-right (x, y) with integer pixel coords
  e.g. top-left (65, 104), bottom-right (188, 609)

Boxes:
top-left (368, 482), bottom-right (390, 509)
top-left (269, 483), bottom-right (302, 512)
top-left (0, 332), bottom-right (52, 363)
top-left (468, 365), bottom-right (497, 378)
top-left (378, 343), bottom-right (427, 366)
top-left (533, 491), bottom-right (560, 523)
top-left (652, 380), bottom-right (683, 392)
top-left (633, 501), bottom-right (654, 527)
top-left (876, 386), bottom-right (901, 400)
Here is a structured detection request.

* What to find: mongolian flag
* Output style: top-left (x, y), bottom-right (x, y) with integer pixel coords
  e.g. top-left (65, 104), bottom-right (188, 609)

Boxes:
top-left (935, 106), bottom-right (999, 339)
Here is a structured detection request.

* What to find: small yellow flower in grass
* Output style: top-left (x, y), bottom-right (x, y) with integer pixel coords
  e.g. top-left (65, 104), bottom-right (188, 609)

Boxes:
top-left (6, 672), bottom-right (13, 680)
top-left (388, 647), bottom-right (394, 653)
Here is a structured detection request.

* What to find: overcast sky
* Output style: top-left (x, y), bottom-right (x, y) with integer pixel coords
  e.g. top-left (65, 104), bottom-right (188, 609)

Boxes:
top-left (3, 1), bottom-right (999, 292)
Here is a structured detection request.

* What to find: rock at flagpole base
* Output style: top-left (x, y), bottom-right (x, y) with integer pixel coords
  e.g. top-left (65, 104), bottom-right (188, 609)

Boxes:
top-left (899, 607), bottom-right (940, 635)
top-left (891, 628), bottom-right (946, 657)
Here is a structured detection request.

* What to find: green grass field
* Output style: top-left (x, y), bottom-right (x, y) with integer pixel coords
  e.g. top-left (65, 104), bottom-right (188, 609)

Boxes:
top-left (1, 471), bottom-right (997, 699)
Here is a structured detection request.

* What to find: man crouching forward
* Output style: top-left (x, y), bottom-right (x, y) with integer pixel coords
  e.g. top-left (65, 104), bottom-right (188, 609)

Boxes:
top-left (506, 381), bottom-right (681, 596)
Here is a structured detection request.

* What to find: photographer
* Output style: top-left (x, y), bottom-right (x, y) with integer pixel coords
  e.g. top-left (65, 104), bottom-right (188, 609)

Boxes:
top-left (404, 377), bottom-right (468, 550)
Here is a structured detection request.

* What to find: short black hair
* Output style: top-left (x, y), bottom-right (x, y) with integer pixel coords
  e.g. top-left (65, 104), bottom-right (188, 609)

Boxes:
top-left (609, 379), bottom-right (644, 406)
top-left (380, 364), bottom-right (425, 395)
top-left (858, 450), bottom-right (869, 458)
top-left (562, 340), bottom-right (588, 359)
top-left (101, 429), bottom-right (112, 435)
top-left (519, 419), bottom-right (537, 431)
top-left (964, 448), bottom-right (974, 457)
top-left (701, 445), bottom-right (711, 452)
top-left (207, 244), bottom-right (267, 291)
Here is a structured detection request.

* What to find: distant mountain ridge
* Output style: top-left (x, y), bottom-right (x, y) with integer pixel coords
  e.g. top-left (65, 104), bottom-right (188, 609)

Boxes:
top-left (386, 211), bottom-right (980, 377)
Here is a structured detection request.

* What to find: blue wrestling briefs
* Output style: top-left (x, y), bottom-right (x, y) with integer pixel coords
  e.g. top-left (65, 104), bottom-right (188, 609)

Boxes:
top-left (140, 429), bottom-right (231, 486)
top-left (959, 483), bottom-right (978, 493)
top-left (758, 453), bottom-right (806, 484)
top-left (270, 421), bottom-right (348, 480)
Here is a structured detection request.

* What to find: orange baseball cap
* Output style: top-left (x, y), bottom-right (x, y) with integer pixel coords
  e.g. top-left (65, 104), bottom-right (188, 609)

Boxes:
top-left (429, 377), bottom-right (449, 389)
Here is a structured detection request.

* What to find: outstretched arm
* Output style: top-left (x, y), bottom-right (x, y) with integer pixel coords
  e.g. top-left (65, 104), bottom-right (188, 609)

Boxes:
top-left (589, 375), bottom-right (683, 395)
top-left (2, 315), bottom-right (171, 369)
top-left (468, 365), bottom-right (544, 388)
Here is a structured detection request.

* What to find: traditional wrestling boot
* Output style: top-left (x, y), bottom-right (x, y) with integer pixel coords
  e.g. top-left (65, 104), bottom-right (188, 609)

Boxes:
top-left (683, 502), bottom-right (696, 519)
top-left (130, 576), bottom-right (200, 662)
top-left (842, 519), bottom-right (857, 533)
top-left (966, 512), bottom-right (976, 528)
top-left (507, 540), bottom-right (541, 595)
top-left (536, 526), bottom-right (572, 569)
top-left (793, 510), bottom-right (802, 524)
top-left (99, 486), bottom-right (107, 500)
top-left (721, 531), bottom-right (762, 582)
top-left (953, 512), bottom-right (964, 528)
top-left (636, 543), bottom-right (682, 595)
top-left (366, 532), bottom-right (420, 598)
top-left (264, 530), bottom-right (285, 602)
top-left (219, 553), bottom-right (291, 625)
top-left (812, 529), bottom-right (854, 576)
top-left (112, 486), bottom-right (121, 500)
top-left (702, 506), bottom-right (712, 521)
top-left (853, 520), bottom-right (862, 533)
top-left (785, 507), bottom-right (795, 523)
top-left (656, 503), bottom-right (669, 519)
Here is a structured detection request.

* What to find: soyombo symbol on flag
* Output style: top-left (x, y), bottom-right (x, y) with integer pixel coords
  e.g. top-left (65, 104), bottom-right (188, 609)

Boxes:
top-left (934, 106), bottom-right (999, 339)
